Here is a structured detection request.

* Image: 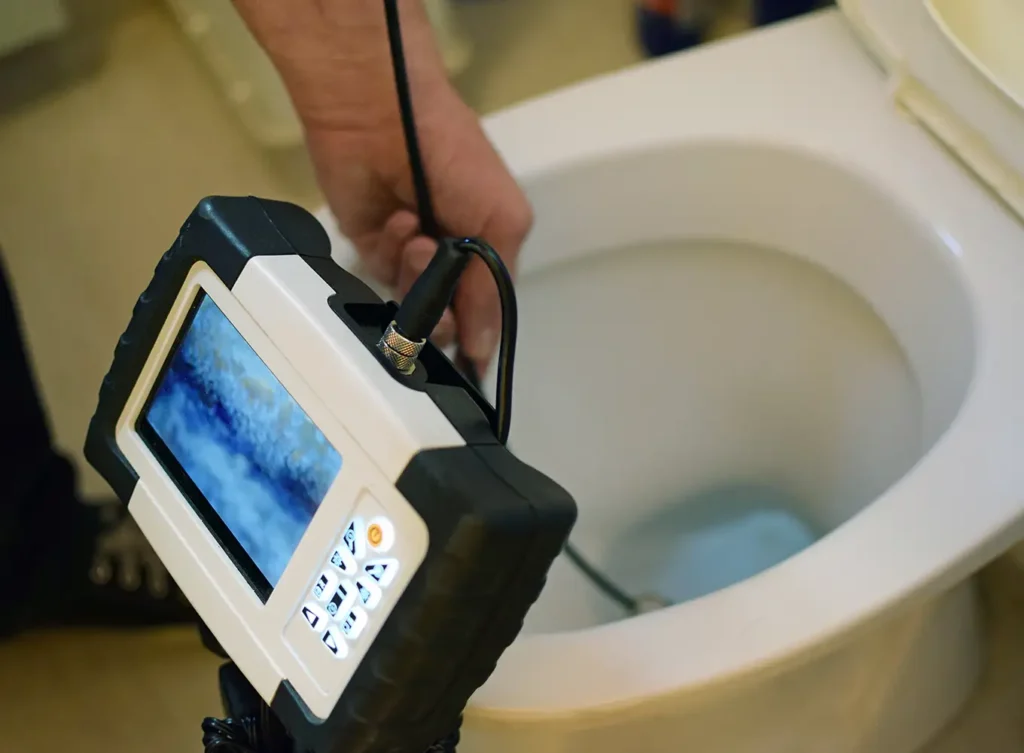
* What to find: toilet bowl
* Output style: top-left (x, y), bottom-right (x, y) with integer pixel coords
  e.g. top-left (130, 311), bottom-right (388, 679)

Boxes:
top-left (315, 2), bottom-right (1024, 751)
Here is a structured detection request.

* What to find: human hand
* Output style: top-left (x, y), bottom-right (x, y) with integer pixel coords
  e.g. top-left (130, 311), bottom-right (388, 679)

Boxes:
top-left (232, 0), bottom-right (531, 373)
top-left (305, 85), bottom-right (532, 375)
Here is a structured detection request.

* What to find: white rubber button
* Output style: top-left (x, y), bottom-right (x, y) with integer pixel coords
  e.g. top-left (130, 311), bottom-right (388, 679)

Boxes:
top-left (339, 606), bottom-right (368, 640)
top-left (321, 627), bottom-right (349, 659)
top-left (325, 580), bottom-right (358, 619)
top-left (355, 576), bottom-right (382, 610)
top-left (311, 570), bottom-right (339, 602)
top-left (329, 546), bottom-right (358, 576)
top-left (341, 518), bottom-right (367, 560)
top-left (300, 602), bottom-right (328, 633)
top-left (363, 558), bottom-right (399, 588)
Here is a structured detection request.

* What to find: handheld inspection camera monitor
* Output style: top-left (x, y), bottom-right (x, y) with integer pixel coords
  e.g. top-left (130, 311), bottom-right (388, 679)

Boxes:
top-left (81, 4), bottom-right (578, 753)
top-left (83, 193), bottom-right (574, 753)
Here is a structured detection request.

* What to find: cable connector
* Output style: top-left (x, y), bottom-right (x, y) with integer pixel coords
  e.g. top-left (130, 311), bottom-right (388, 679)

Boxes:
top-left (378, 321), bottom-right (426, 375)
top-left (376, 237), bottom-right (470, 375)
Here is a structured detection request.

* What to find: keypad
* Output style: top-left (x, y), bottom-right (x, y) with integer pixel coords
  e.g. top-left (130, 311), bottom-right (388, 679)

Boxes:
top-left (301, 508), bottom-right (401, 659)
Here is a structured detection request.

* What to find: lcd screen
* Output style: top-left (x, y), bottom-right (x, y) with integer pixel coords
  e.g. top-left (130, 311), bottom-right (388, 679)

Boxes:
top-left (139, 292), bottom-right (342, 600)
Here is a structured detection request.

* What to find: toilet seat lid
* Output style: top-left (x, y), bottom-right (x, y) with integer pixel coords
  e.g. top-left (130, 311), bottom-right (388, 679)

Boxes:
top-left (839, 0), bottom-right (1024, 220)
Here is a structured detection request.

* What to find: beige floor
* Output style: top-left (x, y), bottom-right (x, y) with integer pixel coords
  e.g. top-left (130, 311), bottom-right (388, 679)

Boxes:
top-left (0, 1), bottom-right (1021, 751)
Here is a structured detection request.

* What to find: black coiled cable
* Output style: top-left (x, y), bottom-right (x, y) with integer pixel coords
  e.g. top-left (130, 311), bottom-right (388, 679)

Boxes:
top-left (423, 717), bottom-right (462, 753)
top-left (201, 716), bottom-right (262, 753)
top-left (201, 678), bottom-right (294, 753)
top-left (201, 708), bottom-right (461, 753)
top-left (451, 238), bottom-right (516, 444)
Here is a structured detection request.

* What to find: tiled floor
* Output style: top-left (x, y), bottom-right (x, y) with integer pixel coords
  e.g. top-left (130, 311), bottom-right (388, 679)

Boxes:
top-left (0, 1), bottom-right (1021, 751)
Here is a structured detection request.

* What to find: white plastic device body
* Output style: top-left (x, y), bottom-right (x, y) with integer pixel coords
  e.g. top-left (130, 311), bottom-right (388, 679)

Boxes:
top-left (114, 255), bottom-right (464, 721)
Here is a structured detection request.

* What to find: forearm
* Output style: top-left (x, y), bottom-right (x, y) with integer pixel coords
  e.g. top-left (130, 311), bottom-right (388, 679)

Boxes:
top-left (232, 0), bottom-right (451, 130)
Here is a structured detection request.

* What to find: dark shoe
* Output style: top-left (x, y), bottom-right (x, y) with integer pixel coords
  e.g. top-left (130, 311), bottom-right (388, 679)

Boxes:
top-left (56, 498), bottom-right (198, 629)
top-left (753, 0), bottom-right (824, 26)
top-left (636, 5), bottom-right (705, 58)
top-left (3, 456), bottom-right (196, 636)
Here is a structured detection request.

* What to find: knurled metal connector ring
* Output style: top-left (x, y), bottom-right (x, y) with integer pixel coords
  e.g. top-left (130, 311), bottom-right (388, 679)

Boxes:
top-left (377, 321), bottom-right (425, 375)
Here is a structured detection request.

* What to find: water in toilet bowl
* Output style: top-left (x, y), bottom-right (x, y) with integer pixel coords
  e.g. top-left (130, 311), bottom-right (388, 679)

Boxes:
top-left (609, 482), bottom-right (819, 605)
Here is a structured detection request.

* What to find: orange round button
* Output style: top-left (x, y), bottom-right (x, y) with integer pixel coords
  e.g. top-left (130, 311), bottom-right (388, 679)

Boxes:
top-left (367, 523), bottom-right (384, 548)
top-left (365, 516), bottom-right (395, 552)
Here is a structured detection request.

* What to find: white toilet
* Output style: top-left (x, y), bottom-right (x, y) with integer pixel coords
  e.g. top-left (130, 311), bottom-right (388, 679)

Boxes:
top-left (318, 1), bottom-right (1024, 751)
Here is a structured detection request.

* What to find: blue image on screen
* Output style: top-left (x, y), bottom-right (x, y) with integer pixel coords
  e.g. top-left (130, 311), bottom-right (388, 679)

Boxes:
top-left (145, 294), bottom-right (342, 590)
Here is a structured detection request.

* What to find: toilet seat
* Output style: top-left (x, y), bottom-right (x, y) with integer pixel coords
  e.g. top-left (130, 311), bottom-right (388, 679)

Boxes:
top-left (315, 0), bottom-right (1024, 731)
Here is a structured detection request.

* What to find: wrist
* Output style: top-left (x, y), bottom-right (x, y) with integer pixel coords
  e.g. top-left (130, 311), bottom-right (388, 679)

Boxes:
top-left (233, 0), bottom-right (452, 132)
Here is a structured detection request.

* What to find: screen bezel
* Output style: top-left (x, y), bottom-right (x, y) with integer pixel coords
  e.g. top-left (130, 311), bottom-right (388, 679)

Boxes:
top-left (136, 289), bottom-right (283, 603)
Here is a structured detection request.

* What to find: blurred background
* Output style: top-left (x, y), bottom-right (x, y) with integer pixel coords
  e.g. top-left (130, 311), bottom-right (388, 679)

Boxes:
top-left (0, 1), bottom-right (1020, 752)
